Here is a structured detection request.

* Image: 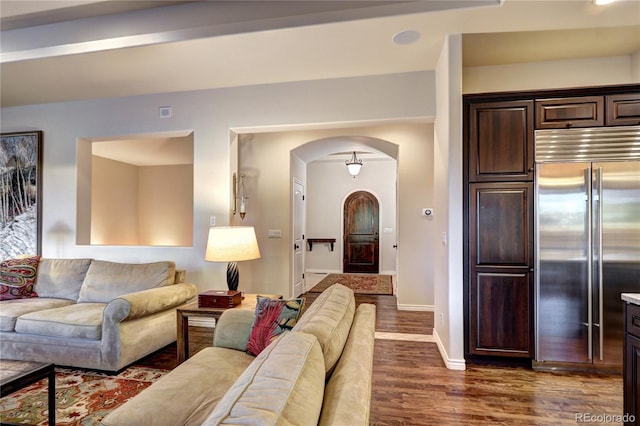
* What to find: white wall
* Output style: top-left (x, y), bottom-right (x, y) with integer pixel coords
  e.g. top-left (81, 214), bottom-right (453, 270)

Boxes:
top-left (463, 55), bottom-right (639, 94)
top-left (306, 158), bottom-right (396, 275)
top-left (91, 156), bottom-right (138, 245)
top-left (0, 71), bottom-right (434, 295)
top-left (434, 34), bottom-right (466, 370)
top-left (237, 122), bottom-right (434, 307)
top-left (138, 165), bottom-right (193, 246)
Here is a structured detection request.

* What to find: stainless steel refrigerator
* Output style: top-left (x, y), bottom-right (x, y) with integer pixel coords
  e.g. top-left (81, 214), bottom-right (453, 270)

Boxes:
top-left (535, 125), bottom-right (640, 368)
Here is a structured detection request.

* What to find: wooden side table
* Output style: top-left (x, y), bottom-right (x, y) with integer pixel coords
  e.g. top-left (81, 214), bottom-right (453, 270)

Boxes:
top-left (176, 293), bottom-right (282, 364)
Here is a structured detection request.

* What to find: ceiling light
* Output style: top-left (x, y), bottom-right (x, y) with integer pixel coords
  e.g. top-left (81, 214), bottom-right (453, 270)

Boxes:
top-left (594, 0), bottom-right (616, 4)
top-left (346, 151), bottom-right (363, 178)
top-left (392, 30), bottom-right (421, 45)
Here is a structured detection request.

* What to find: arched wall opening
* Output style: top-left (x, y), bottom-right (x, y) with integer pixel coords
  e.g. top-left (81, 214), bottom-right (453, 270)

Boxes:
top-left (234, 122), bottom-right (434, 311)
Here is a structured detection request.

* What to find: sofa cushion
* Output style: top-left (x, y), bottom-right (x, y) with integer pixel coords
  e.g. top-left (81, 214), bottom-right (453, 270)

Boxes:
top-left (35, 258), bottom-right (92, 300)
top-left (101, 347), bottom-right (255, 426)
top-left (246, 297), bottom-right (304, 356)
top-left (15, 303), bottom-right (105, 339)
top-left (78, 260), bottom-right (176, 303)
top-left (319, 303), bottom-right (376, 426)
top-left (292, 283), bottom-right (355, 375)
top-left (0, 256), bottom-right (40, 300)
top-left (0, 298), bottom-right (76, 331)
top-left (203, 332), bottom-right (325, 426)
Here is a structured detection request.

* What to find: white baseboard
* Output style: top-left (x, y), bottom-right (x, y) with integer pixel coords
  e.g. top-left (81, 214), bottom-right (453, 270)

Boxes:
top-left (397, 304), bottom-right (434, 312)
top-left (432, 329), bottom-right (466, 370)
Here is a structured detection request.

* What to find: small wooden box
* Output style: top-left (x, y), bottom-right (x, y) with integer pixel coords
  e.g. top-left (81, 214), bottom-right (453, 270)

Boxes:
top-left (198, 290), bottom-right (242, 308)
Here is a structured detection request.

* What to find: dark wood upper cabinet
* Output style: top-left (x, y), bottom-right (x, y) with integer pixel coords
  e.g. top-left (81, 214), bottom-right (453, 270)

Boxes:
top-left (535, 96), bottom-right (604, 129)
top-left (468, 100), bottom-right (534, 182)
top-left (607, 93), bottom-right (640, 126)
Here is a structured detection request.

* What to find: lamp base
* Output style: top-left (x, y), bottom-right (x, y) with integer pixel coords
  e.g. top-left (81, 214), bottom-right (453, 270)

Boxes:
top-left (226, 262), bottom-right (239, 291)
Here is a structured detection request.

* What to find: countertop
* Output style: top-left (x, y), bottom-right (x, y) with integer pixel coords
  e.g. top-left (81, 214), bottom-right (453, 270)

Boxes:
top-left (622, 293), bottom-right (640, 306)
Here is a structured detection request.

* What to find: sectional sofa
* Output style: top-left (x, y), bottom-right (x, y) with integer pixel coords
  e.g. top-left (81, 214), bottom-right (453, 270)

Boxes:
top-left (101, 283), bottom-right (376, 425)
top-left (0, 258), bottom-right (197, 372)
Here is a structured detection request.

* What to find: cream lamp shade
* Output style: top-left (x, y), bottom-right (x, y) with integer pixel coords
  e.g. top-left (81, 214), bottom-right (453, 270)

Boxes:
top-left (205, 226), bottom-right (261, 291)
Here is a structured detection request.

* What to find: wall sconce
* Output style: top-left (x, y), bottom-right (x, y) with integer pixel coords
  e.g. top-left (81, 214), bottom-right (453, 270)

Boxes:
top-left (346, 151), bottom-right (363, 178)
top-left (232, 173), bottom-right (248, 220)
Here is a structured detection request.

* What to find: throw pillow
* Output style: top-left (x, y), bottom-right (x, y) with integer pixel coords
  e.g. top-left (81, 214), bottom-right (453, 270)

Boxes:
top-left (246, 297), bottom-right (305, 356)
top-left (0, 255), bottom-right (41, 300)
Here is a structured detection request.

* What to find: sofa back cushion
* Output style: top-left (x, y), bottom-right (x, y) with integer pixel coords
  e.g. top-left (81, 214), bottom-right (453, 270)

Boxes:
top-left (202, 332), bottom-right (325, 426)
top-left (292, 283), bottom-right (355, 375)
top-left (319, 303), bottom-right (376, 426)
top-left (35, 258), bottom-right (92, 300)
top-left (77, 260), bottom-right (176, 303)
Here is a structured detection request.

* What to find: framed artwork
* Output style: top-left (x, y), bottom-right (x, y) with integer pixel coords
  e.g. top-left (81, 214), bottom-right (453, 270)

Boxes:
top-left (0, 131), bottom-right (43, 261)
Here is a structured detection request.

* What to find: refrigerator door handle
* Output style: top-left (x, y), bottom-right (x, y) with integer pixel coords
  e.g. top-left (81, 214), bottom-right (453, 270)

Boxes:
top-left (596, 167), bottom-right (604, 361)
top-left (586, 167), bottom-right (593, 361)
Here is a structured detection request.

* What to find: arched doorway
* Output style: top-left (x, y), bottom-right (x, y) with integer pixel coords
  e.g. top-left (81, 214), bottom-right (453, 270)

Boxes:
top-left (343, 191), bottom-right (379, 273)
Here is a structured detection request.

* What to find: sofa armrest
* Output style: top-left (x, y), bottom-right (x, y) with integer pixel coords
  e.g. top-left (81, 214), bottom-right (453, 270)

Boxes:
top-left (213, 309), bottom-right (255, 351)
top-left (104, 282), bottom-right (197, 323)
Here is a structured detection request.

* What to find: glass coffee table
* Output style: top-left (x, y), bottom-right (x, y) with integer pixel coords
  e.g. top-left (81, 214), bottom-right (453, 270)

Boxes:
top-left (0, 359), bottom-right (55, 425)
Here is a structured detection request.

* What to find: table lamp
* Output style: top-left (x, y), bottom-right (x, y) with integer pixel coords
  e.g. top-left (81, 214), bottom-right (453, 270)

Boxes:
top-left (205, 226), bottom-right (261, 291)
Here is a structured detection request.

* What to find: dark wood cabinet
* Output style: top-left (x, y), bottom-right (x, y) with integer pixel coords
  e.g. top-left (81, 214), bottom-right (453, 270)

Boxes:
top-left (470, 271), bottom-right (533, 357)
top-left (468, 182), bottom-right (534, 358)
top-left (468, 100), bottom-right (534, 182)
top-left (535, 96), bottom-right (604, 129)
top-left (607, 93), bottom-right (640, 126)
top-left (624, 302), bottom-right (640, 425)
top-left (464, 85), bottom-right (639, 365)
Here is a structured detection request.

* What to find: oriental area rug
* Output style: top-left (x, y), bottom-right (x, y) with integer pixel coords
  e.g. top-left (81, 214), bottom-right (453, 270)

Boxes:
top-left (309, 273), bottom-right (393, 295)
top-left (0, 366), bottom-right (168, 425)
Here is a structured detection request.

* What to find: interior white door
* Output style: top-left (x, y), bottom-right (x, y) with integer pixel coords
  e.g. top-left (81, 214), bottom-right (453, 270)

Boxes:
top-left (293, 179), bottom-right (305, 296)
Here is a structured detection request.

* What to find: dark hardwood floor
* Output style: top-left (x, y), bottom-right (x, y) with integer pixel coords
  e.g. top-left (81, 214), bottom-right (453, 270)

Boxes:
top-left (137, 293), bottom-right (623, 425)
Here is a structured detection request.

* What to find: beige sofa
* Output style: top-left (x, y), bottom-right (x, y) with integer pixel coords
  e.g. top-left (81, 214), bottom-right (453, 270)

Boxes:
top-left (101, 283), bottom-right (376, 426)
top-left (0, 258), bottom-right (197, 372)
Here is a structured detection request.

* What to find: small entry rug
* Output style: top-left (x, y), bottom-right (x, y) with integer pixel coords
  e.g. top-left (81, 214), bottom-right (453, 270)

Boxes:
top-left (0, 365), bottom-right (168, 425)
top-left (309, 273), bottom-right (393, 295)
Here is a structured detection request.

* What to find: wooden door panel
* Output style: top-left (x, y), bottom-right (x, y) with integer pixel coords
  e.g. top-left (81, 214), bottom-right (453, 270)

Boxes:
top-left (607, 93), bottom-right (640, 126)
top-left (535, 96), bottom-right (604, 129)
top-left (470, 182), bottom-right (533, 267)
top-left (470, 271), bottom-right (533, 356)
top-left (468, 100), bottom-right (534, 182)
top-left (344, 191), bottom-right (379, 273)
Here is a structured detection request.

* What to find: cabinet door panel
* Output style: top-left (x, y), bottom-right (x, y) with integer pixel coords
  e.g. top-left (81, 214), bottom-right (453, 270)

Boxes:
top-left (607, 93), bottom-right (640, 126)
top-left (469, 100), bottom-right (534, 182)
top-left (470, 183), bottom-right (533, 267)
top-left (535, 96), bottom-right (604, 129)
top-left (624, 331), bottom-right (640, 423)
top-left (470, 271), bottom-right (533, 356)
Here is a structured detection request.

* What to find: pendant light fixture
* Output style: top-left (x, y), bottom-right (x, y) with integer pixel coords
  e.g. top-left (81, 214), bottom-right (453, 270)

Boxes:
top-left (345, 151), bottom-right (363, 178)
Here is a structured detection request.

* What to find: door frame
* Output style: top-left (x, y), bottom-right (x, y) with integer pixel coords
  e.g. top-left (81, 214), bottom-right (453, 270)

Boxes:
top-left (292, 178), bottom-right (305, 296)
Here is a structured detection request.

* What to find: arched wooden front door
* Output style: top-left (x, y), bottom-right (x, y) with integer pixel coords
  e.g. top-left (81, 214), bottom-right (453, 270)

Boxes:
top-left (343, 191), bottom-right (379, 273)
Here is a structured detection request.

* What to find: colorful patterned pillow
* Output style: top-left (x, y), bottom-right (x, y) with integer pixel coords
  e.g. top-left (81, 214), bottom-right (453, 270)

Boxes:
top-left (0, 256), bottom-right (41, 300)
top-left (246, 297), bottom-right (305, 356)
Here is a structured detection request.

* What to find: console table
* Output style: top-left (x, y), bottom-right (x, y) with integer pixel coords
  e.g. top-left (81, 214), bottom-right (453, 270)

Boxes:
top-left (307, 238), bottom-right (336, 251)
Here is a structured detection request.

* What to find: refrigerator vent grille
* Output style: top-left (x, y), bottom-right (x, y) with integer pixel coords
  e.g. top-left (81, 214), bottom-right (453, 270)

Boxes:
top-left (535, 125), bottom-right (640, 163)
